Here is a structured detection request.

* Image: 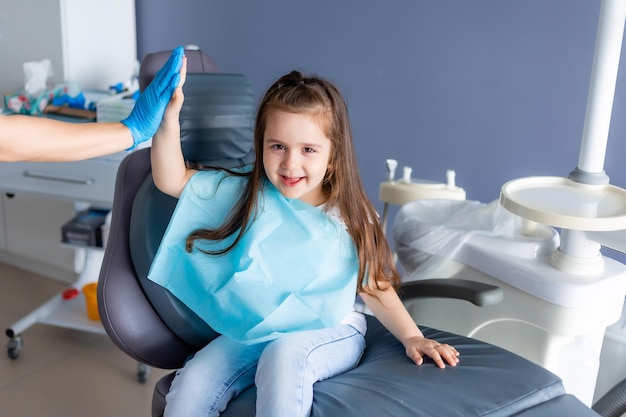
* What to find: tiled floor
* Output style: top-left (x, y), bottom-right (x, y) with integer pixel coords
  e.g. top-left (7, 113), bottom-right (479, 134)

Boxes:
top-left (0, 262), bottom-right (169, 417)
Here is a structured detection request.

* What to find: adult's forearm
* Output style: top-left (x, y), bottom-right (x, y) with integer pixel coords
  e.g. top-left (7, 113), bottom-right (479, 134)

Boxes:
top-left (0, 116), bottom-right (133, 161)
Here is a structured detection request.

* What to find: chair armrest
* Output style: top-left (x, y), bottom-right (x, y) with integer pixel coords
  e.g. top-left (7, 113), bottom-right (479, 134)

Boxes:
top-left (399, 278), bottom-right (503, 307)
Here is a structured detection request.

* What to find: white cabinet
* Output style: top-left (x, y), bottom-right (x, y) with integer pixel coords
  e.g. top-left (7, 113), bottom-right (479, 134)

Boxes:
top-left (0, 193), bottom-right (76, 282)
top-left (0, 0), bottom-right (137, 102)
top-left (0, 154), bottom-right (123, 283)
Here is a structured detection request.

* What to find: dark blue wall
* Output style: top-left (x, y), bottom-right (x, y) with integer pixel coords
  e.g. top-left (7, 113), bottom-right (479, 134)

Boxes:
top-left (134, 0), bottom-right (626, 217)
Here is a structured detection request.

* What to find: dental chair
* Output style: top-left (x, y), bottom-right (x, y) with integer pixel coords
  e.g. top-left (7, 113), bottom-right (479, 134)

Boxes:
top-left (97, 48), bottom-right (601, 417)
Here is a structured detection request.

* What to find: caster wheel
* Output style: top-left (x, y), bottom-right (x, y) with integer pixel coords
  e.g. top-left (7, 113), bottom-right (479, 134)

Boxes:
top-left (7, 335), bottom-right (23, 360)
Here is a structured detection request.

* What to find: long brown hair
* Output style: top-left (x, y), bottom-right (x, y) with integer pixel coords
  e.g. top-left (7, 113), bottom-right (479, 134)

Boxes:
top-left (186, 70), bottom-right (400, 293)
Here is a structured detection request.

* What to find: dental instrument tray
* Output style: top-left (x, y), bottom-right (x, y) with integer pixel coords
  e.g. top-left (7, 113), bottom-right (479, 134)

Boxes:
top-left (500, 176), bottom-right (626, 231)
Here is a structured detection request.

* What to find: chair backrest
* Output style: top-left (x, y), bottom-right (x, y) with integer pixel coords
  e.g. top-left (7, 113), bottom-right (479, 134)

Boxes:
top-left (98, 148), bottom-right (194, 368)
top-left (98, 48), bottom-right (256, 368)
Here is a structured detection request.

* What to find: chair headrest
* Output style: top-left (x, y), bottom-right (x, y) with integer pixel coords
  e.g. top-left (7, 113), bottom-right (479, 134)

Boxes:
top-left (180, 73), bottom-right (256, 167)
top-left (138, 47), bottom-right (219, 91)
top-left (139, 47), bottom-right (255, 167)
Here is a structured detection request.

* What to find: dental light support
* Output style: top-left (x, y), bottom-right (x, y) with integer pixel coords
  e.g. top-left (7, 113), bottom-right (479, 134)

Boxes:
top-left (572, 0), bottom-right (626, 184)
top-left (500, 0), bottom-right (626, 275)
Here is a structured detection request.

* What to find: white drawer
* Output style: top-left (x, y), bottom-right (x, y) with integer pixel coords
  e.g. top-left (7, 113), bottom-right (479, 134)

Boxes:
top-left (0, 153), bottom-right (125, 208)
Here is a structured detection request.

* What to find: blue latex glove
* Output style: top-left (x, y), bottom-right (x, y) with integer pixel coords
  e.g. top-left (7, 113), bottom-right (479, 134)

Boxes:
top-left (121, 46), bottom-right (184, 149)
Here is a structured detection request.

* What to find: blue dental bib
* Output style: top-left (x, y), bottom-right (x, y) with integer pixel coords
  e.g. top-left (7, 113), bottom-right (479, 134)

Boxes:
top-left (148, 168), bottom-right (358, 344)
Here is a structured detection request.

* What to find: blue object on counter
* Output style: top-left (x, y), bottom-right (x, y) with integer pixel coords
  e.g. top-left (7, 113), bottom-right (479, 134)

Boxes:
top-left (109, 82), bottom-right (125, 94)
top-left (51, 92), bottom-right (86, 109)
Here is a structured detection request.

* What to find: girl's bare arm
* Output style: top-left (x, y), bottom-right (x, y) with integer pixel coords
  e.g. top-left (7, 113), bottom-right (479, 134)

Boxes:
top-left (150, 57), bottom-right (197, 198)
top-left (360, 285), bottom-right (459, 368)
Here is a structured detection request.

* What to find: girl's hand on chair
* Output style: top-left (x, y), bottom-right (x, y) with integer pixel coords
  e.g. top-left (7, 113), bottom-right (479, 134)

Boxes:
top-left (403, 336), bottom-right (460, 368)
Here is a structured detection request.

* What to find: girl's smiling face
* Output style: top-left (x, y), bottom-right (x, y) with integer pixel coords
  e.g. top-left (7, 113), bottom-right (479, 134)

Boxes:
top-left (263, 109), bottom-right (332, 206)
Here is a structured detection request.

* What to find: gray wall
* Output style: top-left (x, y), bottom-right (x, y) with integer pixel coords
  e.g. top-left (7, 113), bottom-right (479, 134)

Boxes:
top-left (135, 0), bottom-right (626, 224)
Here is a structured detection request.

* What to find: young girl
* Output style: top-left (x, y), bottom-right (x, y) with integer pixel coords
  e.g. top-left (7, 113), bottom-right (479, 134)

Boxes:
top-left (149, 65), bottom-right (459, 417)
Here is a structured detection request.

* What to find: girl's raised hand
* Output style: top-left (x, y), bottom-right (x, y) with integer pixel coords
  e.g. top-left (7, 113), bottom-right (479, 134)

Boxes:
top-left (162, 55), bottom-right (187, 124)
top-left (122, 46), bottom-right (185, 149)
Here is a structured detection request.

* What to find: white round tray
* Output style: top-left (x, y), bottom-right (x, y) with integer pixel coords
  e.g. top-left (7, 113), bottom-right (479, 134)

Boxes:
top-left (500, 176), bottom-right (626, 231)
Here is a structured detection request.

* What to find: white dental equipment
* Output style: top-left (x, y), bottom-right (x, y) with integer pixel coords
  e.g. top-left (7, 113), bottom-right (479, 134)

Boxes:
top-left (494, 0), bottom-right (626, 403)
top-left (379, 159), bottom-right (466, 233)
top-left (389, 0), bottom-right (626, 407)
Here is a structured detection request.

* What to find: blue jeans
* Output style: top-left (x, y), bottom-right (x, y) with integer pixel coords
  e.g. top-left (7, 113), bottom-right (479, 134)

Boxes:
top-left (163, 324), bottom-right (366, 417)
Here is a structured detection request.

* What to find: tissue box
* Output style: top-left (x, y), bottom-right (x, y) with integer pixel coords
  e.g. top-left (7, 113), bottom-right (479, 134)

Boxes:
top-left (4, 90), bottom-right (52, 115)
top-left (61, 209), bottom-right (109, 247)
